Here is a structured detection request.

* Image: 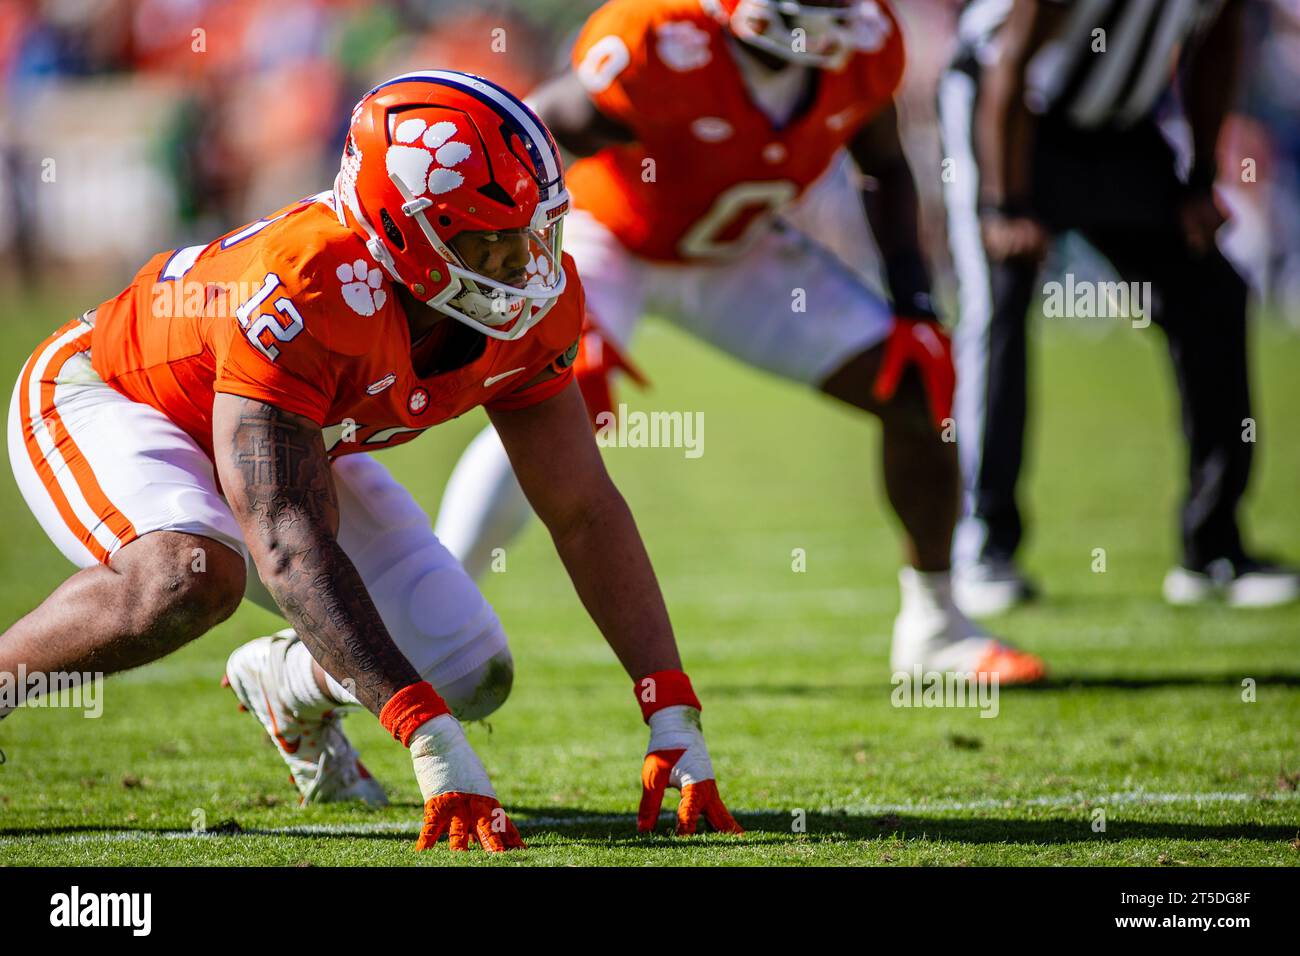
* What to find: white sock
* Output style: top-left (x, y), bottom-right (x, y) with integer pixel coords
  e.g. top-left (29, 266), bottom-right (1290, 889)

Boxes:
top-left (433, 425), bottom-right (535, 580)
top-left (282, 638), bottom-right (358, 715)
top-left (898, 566), bottom-right (957, 617)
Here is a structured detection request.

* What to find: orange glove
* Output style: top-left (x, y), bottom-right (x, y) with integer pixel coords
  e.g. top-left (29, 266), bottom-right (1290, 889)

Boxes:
top-left (575, 316), bottom-right (650, 428)
top-left (417, 792), bottom-right (524, 852)
top-left (634, 671), bottom-right (743, 836)
top-left (871, 318), bottom-right (955, 431)
top-left (640, 745), bottom-right (743, 836)
top-left (381, 684), bottom-right (524, 853)
top-left (407, 717), bottom-right (525, 852)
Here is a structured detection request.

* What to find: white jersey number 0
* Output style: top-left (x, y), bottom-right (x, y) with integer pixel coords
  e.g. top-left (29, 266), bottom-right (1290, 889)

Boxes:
top-left (678, 180), bottom-right (797, 259)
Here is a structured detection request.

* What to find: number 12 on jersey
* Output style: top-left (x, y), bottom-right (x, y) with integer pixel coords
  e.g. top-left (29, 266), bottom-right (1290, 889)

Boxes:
top-left (234, 272), bottom-right (305, 361)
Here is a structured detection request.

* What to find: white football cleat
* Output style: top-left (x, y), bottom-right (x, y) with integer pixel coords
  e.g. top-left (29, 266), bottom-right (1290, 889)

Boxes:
top-left (953, 559), bottom-right (1039, 617)
top-left (1164, 557), bottom-right (1300, 608)
top-left (891, 567), bottom-right (1046, 684)
top-left (223, 631), bottom-right (387, 807)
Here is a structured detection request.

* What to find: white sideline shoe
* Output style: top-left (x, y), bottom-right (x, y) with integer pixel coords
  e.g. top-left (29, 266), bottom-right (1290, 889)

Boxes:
top-left (891, 568), bottom-right (1046, 684)
top-left (223, 631), bottom-right (387, 807)
top-left (953, 560), bottom-right (1039, 617)
top-left (1164, 558), bottom-right (1300, 609)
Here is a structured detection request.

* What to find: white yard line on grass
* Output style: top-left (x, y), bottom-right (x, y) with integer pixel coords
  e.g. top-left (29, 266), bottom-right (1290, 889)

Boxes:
top-left (4, 789), bottom-right (1297, 845)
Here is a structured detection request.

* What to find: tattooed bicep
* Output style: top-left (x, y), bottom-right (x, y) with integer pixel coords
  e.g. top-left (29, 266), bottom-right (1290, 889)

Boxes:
top-left (212, 393), bottom-right (338, 537)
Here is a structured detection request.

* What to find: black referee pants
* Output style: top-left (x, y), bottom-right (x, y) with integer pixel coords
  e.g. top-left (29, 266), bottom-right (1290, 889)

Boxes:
top-left (938, 69), bottom-right (1252, 572)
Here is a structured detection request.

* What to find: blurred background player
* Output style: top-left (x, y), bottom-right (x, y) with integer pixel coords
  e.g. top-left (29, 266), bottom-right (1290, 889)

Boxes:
top-left (941, 0), bottom-right (1300, 614)
top-left (431, 0), bottom-right (1047, 683)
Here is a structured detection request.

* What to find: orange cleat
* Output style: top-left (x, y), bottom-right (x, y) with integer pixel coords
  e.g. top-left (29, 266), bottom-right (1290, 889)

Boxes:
top-left (973, 643), bottom-right (1048, 685)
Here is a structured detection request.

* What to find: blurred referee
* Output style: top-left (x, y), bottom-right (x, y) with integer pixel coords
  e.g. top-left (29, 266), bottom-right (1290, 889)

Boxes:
top-left (939, 0), bottom-right (1299, 613)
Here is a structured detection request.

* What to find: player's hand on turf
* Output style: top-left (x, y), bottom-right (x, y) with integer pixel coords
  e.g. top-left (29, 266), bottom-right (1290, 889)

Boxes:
top-left (409, 714), bottom-right (524, 852)
top-left (417, 791), bottom-right (523, 852)
top-left (638, 705), bottom-right (743, 836)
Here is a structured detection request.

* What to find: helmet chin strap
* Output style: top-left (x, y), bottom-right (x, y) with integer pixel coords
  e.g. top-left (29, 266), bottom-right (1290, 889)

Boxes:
top-left (451, 284), bottom-right (525, 326)
top-left (427, 261), bottom-right (567, 342)
top-left (434, 241), bottom-right (529, 327)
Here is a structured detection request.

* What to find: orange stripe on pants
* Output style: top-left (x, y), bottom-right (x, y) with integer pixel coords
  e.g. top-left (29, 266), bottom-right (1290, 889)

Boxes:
top-left (18, 320), bottom-right (139, 564)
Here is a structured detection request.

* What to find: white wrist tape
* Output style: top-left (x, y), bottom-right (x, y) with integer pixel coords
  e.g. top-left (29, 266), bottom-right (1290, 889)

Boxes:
top-left (409, 714), bottom-right (495, 801)
top-left (646, 705), bottom-right (714, 787)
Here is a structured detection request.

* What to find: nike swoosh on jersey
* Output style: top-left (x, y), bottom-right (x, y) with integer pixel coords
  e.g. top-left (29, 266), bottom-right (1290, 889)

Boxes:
top-left (484, 367), bottom-right (527, 387)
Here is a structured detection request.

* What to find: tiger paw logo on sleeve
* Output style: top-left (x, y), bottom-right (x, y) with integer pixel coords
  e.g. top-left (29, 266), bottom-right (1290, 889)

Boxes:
top-left (337, 259), bottom-right (388, 316)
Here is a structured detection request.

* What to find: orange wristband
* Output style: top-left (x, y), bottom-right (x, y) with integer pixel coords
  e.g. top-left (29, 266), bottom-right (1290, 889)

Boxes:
top-left (634, 669), bottom-right (701, 723)
top-left (379, 681), bottom-right (451, 746)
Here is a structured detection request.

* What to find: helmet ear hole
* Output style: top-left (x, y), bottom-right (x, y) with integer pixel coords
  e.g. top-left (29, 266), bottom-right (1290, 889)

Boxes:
top-left (438, 214), bottom-right (453, 228)
top-left (380, 208), bottom-right (406, 250)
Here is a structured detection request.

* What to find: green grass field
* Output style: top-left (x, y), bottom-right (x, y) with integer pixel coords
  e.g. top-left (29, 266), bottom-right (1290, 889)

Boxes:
top-left (0, 287), bottom-right (1297, 866)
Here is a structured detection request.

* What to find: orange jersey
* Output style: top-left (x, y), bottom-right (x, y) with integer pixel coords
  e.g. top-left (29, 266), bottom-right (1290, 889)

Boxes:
top-left (89, 193), bottom-right (583, 460)
top-left (567, 0), bottom-right (905, 262)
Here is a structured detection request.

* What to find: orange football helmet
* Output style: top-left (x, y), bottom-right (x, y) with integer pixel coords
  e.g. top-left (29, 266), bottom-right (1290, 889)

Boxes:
top-left (334, 70), bottom-right (569, 340)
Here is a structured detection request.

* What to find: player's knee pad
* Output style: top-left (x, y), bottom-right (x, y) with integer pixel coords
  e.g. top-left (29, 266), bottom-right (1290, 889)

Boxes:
top-left (328, 473), bottom-right (512, 698)
top-left (438, 647), bottom-right (514, 721)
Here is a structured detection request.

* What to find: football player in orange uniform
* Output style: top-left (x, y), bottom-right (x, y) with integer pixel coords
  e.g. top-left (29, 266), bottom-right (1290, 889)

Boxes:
top-left (434, 0), bottom-right (1047, 682)
top-left (1, 72), bottom-right (741, 849)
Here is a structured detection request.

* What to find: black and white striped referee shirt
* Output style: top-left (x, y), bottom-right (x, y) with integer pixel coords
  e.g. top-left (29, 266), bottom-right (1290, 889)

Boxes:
top-left (952, 0), bottom-right (1229, 129)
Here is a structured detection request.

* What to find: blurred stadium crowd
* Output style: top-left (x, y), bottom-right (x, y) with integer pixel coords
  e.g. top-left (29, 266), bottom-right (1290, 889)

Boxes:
top-left (0, 0), bottom-right (1297, 322)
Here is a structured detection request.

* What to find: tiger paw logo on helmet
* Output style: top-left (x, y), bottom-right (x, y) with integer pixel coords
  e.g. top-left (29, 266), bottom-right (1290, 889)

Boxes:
top-left (385, 118), bottom-right (474, 200)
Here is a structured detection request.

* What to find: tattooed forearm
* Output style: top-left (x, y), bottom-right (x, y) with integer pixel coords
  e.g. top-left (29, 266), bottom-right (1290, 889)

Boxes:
top-left (262, 538), bottom-right (415, 710)
top-left (212, 395), bottom-right (420, 713)
top-left (230, 406), bottom-right (333, 540)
